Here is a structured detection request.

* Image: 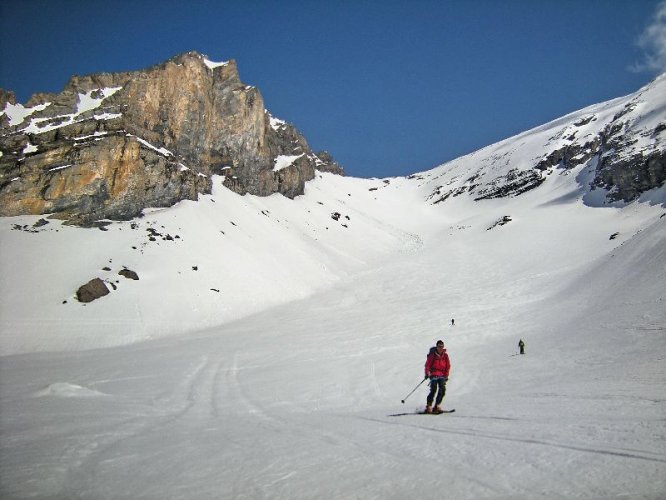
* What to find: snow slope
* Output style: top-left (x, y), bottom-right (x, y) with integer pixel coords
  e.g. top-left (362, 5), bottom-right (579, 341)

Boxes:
top-left (0, 78), bottom-right (665, 499)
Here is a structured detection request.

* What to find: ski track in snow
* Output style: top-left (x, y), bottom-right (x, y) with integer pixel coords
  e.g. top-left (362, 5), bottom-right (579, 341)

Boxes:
top-left (364, 415), bottom-right (666, 464)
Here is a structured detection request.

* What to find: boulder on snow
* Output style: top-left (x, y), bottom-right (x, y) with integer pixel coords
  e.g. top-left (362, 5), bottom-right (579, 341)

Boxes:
top-left (76, 278), bottom-right (109, 303)
top-left (119, 268), bottom-right (139, 280)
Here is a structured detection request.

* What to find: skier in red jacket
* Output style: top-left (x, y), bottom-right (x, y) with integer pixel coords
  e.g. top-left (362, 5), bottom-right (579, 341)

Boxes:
top-left (424, 340), bottom-right (451, 414)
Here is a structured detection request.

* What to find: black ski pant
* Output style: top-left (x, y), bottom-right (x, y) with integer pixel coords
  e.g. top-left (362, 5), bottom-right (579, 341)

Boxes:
top-left (427, 377), bottom-right (446, 407)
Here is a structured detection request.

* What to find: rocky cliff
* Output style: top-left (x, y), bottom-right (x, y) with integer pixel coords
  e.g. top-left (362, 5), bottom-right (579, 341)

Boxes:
top-left (0, 52), bottom-right (343, 225)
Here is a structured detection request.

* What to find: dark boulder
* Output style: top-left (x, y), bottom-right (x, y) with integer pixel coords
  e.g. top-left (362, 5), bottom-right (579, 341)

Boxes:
top-left (76, 278), bottom-right (110, 303)
top-left (119, 269), bottom-right (139, 280)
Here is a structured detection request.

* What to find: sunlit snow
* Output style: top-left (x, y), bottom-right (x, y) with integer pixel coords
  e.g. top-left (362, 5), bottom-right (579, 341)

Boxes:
top-left (131, 134), bottom-right (175, 157)
top-left (76, 87), bottom-right (122, 114)
top-left (269, 115), bottom-right (287, 131)
top-left (1, 101), bottom-right (51, 126)
top-left (273, 154), bottom-right (304, 172)
top-left (204, 58), bottom-right (230, 70)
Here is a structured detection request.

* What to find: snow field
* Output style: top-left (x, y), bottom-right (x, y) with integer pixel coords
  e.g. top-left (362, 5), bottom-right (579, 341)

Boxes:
top-left (1, 167), bottom-right (664, 498)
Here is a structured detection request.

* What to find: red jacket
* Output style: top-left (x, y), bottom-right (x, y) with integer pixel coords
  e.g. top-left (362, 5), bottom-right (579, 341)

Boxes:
top-left (425, 349), bottom-right (450, 378)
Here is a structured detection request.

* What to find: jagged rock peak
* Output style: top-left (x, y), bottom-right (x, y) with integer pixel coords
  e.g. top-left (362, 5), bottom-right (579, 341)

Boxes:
top-left (0, 51), bottom-right (343, 225)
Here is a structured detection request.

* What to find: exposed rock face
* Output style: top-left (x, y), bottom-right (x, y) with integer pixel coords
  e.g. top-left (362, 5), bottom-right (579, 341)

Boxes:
top-left (0, 52), bottom-right (343, 225)
top-left (474, 169), bottom-right (545, 201)
top-left (592, 121), bottom-right (666, 202)
top-left (534, 115), bottom-right (665, 203)
top-left (534, 85), bottom-right (666, 204)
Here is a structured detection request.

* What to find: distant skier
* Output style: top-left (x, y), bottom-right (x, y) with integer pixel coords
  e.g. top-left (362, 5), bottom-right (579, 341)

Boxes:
top-left (518, 339), bottom-right (525, 355)
top-left (451, 318), bottom-right (455, 326)
top-left (424, 340), bottom-right (451, 414)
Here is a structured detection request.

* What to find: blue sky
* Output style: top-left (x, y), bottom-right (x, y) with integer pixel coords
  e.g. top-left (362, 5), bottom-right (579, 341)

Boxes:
top-left (1, 0), bottom-right (665, 178)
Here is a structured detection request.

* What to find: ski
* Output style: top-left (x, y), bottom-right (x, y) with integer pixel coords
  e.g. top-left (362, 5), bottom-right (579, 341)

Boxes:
top-left (420, 409), bottom-right (455, 414)
top-left (388, 409), bottom-right (456, 417)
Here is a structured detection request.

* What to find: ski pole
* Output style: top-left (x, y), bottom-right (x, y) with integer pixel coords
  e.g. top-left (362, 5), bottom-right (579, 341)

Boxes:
top-left (401, 376), bottom-right (428, 404)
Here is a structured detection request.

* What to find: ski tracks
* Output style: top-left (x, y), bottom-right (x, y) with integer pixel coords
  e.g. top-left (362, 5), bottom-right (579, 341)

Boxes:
top-left (362, 413), bottom-right (666, 464)
top-left (221, 352), bottom-right (463, 496)
top-left (60, 353), bottom-right (227, 495)
top-left (225, 350), bottom-right (282, 425)
top-left (331, 412), bottom-right (506, 497)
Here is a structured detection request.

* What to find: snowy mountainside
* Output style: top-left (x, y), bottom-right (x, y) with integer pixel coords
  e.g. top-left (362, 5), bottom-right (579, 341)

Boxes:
top-left (1, 74), bottom-right (665, 355)
top-left (1, 75), bottom-right (665, 499)
top-left (0, 175), bottom-right (416, 354)
top-left (413, 72), bottom-right (666, 206)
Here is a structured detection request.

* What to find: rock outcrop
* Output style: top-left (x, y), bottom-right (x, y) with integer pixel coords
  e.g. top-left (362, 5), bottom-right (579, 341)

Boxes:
top-left (592, 121), bottom-right (666, 203)
top-left (0, 52), bottom-right (343, 225)
top-left (534, 82), bottom-right (666, 204)
top-left (474, 169), bottom-right (545, 201)
top-left (534, 109), bottom-right (665, 203)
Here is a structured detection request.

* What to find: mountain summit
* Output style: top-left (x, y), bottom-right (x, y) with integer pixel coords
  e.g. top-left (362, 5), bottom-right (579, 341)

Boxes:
top-left (0, 51), bottom-right (342, 225)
